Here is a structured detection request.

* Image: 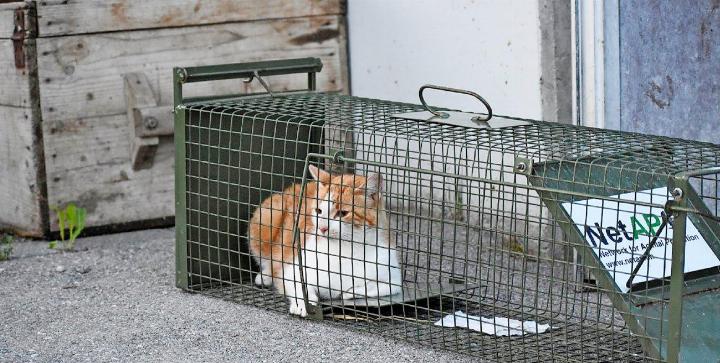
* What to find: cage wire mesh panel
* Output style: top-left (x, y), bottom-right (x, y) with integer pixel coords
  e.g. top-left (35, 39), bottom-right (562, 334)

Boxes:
top-left (174, 59), bottom-right (720, 362)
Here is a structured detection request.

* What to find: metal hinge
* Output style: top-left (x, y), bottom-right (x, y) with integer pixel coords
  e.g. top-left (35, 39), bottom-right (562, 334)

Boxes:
top-left (11, 8), bottom-right (26, 69)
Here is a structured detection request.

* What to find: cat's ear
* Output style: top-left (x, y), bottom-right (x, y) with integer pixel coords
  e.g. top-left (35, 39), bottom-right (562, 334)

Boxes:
top-left (358, 172), bottom-right (382, 200)
top-left (308, 165), bottom-right (330, 184)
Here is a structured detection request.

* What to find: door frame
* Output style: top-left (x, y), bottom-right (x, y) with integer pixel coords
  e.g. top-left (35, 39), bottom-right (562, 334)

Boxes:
top-left (572, 0), bottom-right (620, 129)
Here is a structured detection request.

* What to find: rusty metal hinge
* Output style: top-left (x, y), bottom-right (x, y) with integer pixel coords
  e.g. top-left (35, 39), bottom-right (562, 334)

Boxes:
top-left (11, 8), bottom-right (26, 69)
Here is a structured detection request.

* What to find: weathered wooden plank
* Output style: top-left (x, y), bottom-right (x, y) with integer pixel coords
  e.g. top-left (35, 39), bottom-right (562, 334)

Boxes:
top-left (43, 114), bottom-right (175, 230)
top-left (0, 34), bottom-right (46, 237)
top-left (37, 0), bottom-right (345, 36)
top-left (41, 16), bottom-right (348, 231)
top-left (36, 15), bottom-right (347, 122)
top-left (0, 105), bottom-right (43, 236)
top-left (0, 1), bottom-right (26, 39)
top-left (0, 19), bottom-right (31, 108)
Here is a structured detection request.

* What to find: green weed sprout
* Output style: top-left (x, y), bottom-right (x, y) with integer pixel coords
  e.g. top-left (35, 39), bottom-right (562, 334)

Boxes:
top-left (49, 203), bottom-right (86, 251)
top-left (0, 234), bottom-right (13, 261)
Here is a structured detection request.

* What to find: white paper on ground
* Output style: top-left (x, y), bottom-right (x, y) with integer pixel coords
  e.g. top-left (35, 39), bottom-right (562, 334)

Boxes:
top-left (434, 311), bottom-right (553, 336)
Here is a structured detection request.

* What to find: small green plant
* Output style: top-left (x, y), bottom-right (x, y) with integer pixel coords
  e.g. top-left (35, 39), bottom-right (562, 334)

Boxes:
top-left (49, 203), bottom-right (86, 251)
top-left (0, 234), bottom-right (14, 261)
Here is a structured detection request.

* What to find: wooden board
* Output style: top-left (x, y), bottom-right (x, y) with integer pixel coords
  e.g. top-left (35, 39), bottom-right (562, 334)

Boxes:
top-left (0, 106), bottom-right (44, 235)
top-left (0, 1), bottom-right (26, 39)
top-left (0, 39), bottom-right (30, 107)
top-left (0, 38), bottom-right (45, 236)
top-left (40, 16), bottom-right (349, 230)
top-left (36, 15), bottom-right (347, 121)
top-left (42, 115), bottom-right (175, 230)
top-left (37, 0), bottom-right (345, 36)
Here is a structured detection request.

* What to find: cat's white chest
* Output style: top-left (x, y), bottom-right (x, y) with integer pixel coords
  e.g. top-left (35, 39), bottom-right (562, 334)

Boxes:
top-left (302, 230), bottom-right (396, 299)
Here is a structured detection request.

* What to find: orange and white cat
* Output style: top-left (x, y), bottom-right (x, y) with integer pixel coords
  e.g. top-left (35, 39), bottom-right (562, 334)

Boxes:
top-left (247, 165), bottom-right (402, 317)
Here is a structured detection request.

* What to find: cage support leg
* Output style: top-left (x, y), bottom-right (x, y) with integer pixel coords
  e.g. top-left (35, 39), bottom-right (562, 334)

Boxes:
top-left (173, 69), bottom-right (188, 290)
top-left (667, 185), bottom-right (688, 363)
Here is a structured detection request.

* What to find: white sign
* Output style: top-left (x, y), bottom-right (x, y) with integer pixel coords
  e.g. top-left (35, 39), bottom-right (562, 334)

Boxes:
top-left (562, 187), bottom-right (720, 292)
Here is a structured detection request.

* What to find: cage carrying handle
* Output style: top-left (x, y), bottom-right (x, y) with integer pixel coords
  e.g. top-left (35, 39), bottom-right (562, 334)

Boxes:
top-left (419, 84), bottom-right (493, 121)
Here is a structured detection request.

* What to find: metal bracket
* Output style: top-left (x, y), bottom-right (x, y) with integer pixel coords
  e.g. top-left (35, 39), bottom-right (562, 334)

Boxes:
top-left (124, 72), bottom-right (174, 170)
top-left (513, 157), bottom-right (534, 175)
top-left (11, 8), bottom-right (26, 69)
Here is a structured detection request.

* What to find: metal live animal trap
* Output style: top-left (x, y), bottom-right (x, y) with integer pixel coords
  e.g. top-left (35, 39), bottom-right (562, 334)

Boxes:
top-left (173, 58), bottom-right (720, 362)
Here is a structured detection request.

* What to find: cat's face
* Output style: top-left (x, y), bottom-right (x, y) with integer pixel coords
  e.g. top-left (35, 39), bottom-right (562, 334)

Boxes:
top-left (307, 166), bottom-right (381, 240)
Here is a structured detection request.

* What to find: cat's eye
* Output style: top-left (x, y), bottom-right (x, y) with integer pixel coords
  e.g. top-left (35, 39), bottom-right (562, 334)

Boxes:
top-left (339, 210), bottom-right (350, 217)
top-left (314, 208), bottom-right (322, 215)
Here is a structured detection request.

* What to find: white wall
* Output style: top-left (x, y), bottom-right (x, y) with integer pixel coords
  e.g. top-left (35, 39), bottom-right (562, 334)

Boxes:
top-left (347, 1), bottom-right (552, 256)
top-left (347, 0), bottom-right (543, 119)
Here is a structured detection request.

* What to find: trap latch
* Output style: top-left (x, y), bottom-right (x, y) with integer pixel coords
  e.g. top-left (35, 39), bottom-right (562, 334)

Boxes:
top-left (392, 84), bottom-right (531, 129)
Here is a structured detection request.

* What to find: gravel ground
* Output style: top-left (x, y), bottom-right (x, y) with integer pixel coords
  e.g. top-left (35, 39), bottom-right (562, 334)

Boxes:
top-left (0, 228), bottom-right (476, 363)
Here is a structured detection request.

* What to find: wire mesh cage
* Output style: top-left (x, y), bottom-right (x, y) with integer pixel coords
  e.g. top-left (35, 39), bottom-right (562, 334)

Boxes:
top-left (173, 58), bottom-right (720, 362)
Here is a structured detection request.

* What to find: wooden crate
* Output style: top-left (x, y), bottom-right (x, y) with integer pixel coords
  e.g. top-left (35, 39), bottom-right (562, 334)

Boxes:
top-left (0, 0), bottom-right (349, 237)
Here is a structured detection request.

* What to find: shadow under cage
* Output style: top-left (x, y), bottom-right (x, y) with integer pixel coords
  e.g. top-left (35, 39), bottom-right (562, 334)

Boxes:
top-left (173, 58), bottom-right (720, 362)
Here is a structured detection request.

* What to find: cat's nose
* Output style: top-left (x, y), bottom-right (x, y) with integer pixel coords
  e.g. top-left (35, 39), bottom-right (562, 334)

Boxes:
top-left (319, 227), bottom-right (328, 234)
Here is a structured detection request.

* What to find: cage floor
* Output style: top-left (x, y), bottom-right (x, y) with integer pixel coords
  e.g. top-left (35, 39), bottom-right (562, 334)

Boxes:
top-left (192, 282), bottom-right (649, 363)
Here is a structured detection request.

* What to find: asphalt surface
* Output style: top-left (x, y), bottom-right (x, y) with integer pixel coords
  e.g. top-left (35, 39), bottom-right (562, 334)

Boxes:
top-left (0, 228), bottom-right (474, 363)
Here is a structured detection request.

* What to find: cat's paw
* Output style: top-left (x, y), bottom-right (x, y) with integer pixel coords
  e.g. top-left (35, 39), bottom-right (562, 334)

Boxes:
top-left (288, 300), bottom-right (308, 317)
top-left (254, 273), bottom-right (273, 287)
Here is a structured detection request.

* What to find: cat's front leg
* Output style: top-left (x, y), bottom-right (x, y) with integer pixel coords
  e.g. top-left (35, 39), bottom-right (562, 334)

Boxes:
top-left (282, 262), bottom-right (307, 317)
top-left (282, 262), bottom-right (319, 317)
top-left (289, 287), bottom-right (319, 316)
top-left (253, 259), bottom-right (274, 287)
